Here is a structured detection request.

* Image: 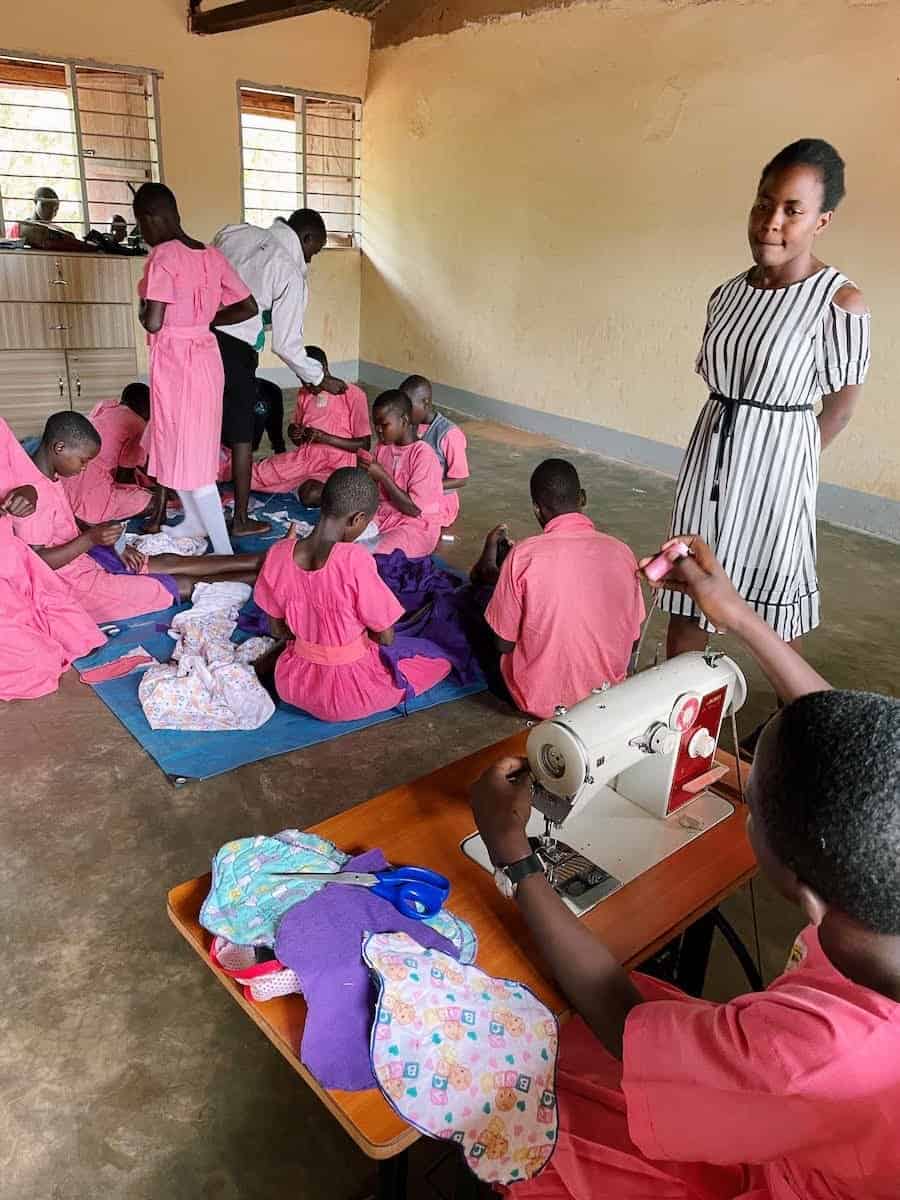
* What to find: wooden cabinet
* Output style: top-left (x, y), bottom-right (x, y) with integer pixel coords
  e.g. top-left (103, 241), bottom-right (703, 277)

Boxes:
top-left (67, 350), bottom-right (140, 415)
top-left (0, 351), bottom-right (69, 434)
top-left (0, 249), bottom-right (140, 435)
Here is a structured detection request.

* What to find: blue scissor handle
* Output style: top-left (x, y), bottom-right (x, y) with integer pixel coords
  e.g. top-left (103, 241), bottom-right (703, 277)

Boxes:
top-left (371, 866), bottom-right (450, 920)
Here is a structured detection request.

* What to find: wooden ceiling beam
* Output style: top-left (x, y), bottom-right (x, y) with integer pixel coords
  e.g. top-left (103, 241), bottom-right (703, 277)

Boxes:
top-left (188, 0), bottom-right (332, 35)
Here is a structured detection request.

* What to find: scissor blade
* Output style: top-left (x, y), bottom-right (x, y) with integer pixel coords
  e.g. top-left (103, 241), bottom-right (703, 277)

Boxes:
top-left (267, 871), bottom-right (377, 885)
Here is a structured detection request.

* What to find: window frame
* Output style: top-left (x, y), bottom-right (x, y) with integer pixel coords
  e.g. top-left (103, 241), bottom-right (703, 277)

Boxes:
top-left (236, 78), bottom-right (361, 251)
top-left (0, 47), bottom-right (163, 237)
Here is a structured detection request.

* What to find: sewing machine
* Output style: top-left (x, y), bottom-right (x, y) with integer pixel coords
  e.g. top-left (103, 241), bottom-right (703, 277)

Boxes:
top-left (462, 650), bottom-right (747, 915)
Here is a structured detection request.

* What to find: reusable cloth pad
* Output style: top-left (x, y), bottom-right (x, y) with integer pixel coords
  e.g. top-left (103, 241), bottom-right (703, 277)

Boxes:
top-left (274, 853), bottom-right (461, 1091)
top-left (199, 831), bottom-right (351, 947)
top-left (363, 931), bottom-right (559, 1186)
top-left (200, 834), bottom-right (477, 962)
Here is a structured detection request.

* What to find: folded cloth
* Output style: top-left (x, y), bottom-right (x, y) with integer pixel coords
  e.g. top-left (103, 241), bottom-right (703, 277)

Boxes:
top-left (87, 544), bottom-right (180, 605)
top-left (275, 850), bottom-right (461, 1091)
top-left (125, 531), bottom-right (209, 557)
top-left (364, 931), bottom-right (559, 1186)
top-left (79, 644), bottom-right (158, 683)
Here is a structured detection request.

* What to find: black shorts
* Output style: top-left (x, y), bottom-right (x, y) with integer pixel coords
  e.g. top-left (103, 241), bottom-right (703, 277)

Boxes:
top-left (215, 328), bottom-right (259, 447)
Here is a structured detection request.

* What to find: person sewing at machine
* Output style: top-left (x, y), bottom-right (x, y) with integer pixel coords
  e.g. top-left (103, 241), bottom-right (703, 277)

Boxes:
top-left (468, 458), bottom-right (645, 719)
top-left (471, 533), bottom-right (900, 1200)
top-left (8, 412), bottom-right (269, 623)
top-left (252, 466), bottom-right (451, 722)
top-left (401, 374), bottom-right (469, 529)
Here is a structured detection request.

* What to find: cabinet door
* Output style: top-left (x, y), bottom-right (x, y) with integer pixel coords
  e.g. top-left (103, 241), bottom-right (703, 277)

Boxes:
top-left (67, 349), bottom-right (139, 414)
top-left (65, 303), bottom-right (134, 349)
top-left (0, 351), bottom-right (69, 436)
top-left (63, 256), bottom-right (133, 304)
top-left (0, 252), bottom-right (65, 302)
top-left (0, 302), bottom-right (69, 350)
top-left (0, 251), bottom-right (133, 303)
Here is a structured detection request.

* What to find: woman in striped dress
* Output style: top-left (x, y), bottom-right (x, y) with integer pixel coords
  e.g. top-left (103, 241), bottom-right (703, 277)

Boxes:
top-left (661, 139), bottom-right (870, 670)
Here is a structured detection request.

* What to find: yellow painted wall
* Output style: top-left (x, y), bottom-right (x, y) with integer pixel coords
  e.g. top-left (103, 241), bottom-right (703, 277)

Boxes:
top-left (360, 0), bottom-right (899, 500)
top-left (2, 1), bottom-right (369, 371)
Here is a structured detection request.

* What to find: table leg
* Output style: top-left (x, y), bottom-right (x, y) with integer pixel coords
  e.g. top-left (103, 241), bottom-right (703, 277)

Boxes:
top-left (376, 1149), bottom-right (409, 1200)
top-left (674, 908), bottom-right (717, 997)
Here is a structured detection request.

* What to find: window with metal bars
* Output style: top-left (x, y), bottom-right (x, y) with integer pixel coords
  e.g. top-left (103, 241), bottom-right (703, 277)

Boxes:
top-left (239, 84), bottom-right (360, 249)
top-left (0, 52), bottom-right (161, 237)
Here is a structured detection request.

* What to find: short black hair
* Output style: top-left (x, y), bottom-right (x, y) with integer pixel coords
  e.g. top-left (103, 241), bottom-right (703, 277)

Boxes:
top-left (530, 458), bottom-right (581, 514)
top-left (320, 466), bottom-right (378, 518)
top-left (286, 208), bottom-right (327, 241)
top-left (759, 690), bottom-right (900, 934)
top-left (43, 410), bottom-right (100, 449)
top-left (372, 389), bottom-right (412, 421)
top-left (35, 186), bottom-right (59, 202)
top-left (400, 374), bottom-right (432, 404)
top-left (121, 382), bottom-right (150, 418)
top-left (133, 182), bottom-right (178, 218)
top-left (759, 139), bottom-right (846, 211)
top-left (305, 345), bottom-right (328, 371)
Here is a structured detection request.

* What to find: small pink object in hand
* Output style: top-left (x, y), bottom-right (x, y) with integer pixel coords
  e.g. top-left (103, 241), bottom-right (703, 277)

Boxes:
top-left (357, 449), bottom-right (372, 466)
top-left (644, 541), bottom-right (691, 583)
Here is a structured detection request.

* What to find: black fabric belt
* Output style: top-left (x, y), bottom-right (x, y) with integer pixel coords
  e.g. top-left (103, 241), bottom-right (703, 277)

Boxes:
top-left (709, 392), bottom-right (814, 502)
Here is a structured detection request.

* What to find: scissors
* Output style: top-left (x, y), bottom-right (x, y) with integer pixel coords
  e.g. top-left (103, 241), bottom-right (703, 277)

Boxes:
top-left (267, 866), bottom-right (450, 920)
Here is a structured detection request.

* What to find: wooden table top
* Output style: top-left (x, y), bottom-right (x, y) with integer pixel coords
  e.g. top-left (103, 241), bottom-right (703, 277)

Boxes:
top-left (168, 732), bottom-right (755, 1160)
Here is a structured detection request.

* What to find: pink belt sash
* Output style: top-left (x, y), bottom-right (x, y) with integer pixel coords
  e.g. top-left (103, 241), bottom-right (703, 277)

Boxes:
top-left (155, 324), bottom-right (213, 340)
top-left (291, 631), bottom-right (369, 666)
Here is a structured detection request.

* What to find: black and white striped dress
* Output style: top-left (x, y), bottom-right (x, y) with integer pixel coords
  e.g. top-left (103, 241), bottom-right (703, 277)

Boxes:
top-left (660, 265), bottom-right (870, 640)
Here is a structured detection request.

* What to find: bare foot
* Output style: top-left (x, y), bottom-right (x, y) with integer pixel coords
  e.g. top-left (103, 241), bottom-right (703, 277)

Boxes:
top-left (229, 516), bottom-right (272, 537)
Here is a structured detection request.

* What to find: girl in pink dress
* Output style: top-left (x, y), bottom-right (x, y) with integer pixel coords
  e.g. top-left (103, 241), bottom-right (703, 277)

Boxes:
top-left (0, 420), bottom-right (104, 700)
top-left (61, 384), bottom-right (164, 526)
top-left (253, 466), bottom-right (450, 722)
top-left (403, 374), bottom-right (470, 528)
top-left (11, 413), bottom-right (269, 623)
top-left (362, 391), bottom-right (443, 559)
top-left (134, 183), bottom-right (258, 555)
top-left (241, 346), bottom-right (371, 506)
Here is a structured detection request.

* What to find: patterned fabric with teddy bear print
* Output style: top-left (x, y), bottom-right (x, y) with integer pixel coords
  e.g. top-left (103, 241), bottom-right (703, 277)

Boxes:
top-left (363, 931), bottom-right (558, 1185)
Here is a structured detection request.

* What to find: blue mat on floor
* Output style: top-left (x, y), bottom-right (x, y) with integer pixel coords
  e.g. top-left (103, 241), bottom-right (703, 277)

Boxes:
top-left (127, 488), bottom-right (321, 554)
top-left (74, 577), bottom-right (485, 784)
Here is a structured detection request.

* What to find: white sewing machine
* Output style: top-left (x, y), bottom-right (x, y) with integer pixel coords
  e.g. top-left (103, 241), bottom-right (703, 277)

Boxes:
top-left (462, 650), bottom-right (747, 915)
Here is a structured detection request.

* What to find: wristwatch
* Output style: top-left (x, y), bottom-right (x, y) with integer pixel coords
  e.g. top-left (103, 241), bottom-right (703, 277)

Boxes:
top-left (493, 852), bottom-right (545, 899)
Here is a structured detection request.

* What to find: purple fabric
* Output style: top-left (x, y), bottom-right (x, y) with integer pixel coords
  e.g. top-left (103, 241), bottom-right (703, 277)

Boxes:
top-left (375, 549), bottom-right (460, 612)
top-left (236, 597), bottom-right (271, 636)
top-left (88, 544), bottom-right (180, 605)
top-left (274, 848), bottom-right (459, 1091)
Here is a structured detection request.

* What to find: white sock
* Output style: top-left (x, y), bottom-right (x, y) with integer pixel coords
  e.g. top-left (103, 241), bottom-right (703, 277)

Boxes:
top-left (164, 490), bottom-right (205, 537)
top-left (191, 484), bottom-right (233, 556)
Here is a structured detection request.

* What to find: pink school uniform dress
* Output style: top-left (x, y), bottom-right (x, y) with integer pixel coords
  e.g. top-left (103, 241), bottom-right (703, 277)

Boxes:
top-left (253, 538), bottom-right (450, 722)
top-left (485, 512), bottom-right (645, 719)
top-left (417, 416), bottom-right (469, 527)
top-left (509, 926), bottom-right (900, 1200)
top-left (9, 455), bottom-right (172, 624)
top-left (0, 421), bottom-right (104, 699)
top-left (62, 399), bottom-right (151, 523)
top-left (139, 241), bottom-right (250, 490)
top-left (372, 441), bottom-right (443, 558)
top-left (243, 383), bottom-right (371, 494)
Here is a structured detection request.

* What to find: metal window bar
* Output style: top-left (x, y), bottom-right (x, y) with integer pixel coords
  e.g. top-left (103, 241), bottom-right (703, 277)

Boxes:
top-left (0, 53), bottom-right (162, 235)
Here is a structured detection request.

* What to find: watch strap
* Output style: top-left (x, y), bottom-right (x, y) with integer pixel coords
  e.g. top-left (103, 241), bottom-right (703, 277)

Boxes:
top-left (502, 852), bottom-right (544, 886)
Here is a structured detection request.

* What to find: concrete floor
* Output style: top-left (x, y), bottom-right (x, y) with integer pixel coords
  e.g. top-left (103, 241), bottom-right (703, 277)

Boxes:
top-left (3, 410), bottom-right (899, 1199)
